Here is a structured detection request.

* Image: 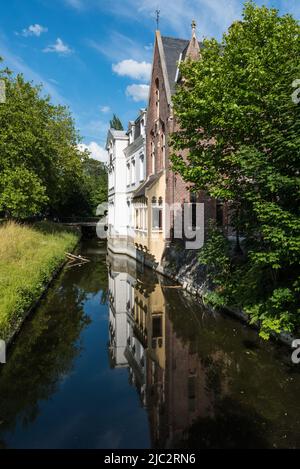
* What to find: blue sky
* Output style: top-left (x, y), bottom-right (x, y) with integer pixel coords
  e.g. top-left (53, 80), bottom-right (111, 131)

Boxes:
top-left (0, 0), bottom-right (299, 161)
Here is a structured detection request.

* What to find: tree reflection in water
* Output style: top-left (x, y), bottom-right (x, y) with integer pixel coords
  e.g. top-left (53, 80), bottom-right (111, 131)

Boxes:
top-left (0, 256), bottom-right (92, 438)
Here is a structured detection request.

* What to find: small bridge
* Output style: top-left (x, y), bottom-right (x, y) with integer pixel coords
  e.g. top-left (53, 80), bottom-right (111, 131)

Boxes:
top-left (60, 217), bottom-right (101, 228)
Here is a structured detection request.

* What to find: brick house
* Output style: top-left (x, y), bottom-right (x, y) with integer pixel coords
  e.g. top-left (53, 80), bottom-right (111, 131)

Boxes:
top-left (133, 23), bottom-right (217, 267)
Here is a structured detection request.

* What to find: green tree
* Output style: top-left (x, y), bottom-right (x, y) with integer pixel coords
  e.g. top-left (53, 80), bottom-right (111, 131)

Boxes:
top-left (109, 114), bottom-right (124, 130)
top-left (171, 2), bottom-right (300, 338)
top-left (0, 57), bottom-right (106, 218)
top-left (0, 167), bottom-right (48, 218)
top-left (83, 158), bottom-right (108, 211)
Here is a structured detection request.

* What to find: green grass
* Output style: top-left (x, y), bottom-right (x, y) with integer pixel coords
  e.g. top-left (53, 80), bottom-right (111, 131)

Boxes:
top-left (0, 221), bottom-right (79, 342)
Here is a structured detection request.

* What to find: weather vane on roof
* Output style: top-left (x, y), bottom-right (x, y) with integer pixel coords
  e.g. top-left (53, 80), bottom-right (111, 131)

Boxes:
top-left (155, 9), bottom-right (160, 30)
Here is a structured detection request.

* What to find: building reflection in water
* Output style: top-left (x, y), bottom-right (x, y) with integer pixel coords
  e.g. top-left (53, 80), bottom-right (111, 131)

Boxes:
top-left (107, 252), bottom-right (215, 448)
top-left (107, 251), bottom-right (300, 450)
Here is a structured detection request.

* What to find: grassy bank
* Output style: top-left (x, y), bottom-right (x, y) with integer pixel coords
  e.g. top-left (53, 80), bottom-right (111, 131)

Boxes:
top-left (0, 221), bottom-right (79, 342)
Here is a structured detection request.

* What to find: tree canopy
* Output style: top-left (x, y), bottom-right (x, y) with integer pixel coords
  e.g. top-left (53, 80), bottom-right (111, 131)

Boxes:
top-left (171, 2), bottom-right (300, 338)
top-left (0, 59), bottom-right (107, 218)
top-left (109, 114), bottom-right (124, 130)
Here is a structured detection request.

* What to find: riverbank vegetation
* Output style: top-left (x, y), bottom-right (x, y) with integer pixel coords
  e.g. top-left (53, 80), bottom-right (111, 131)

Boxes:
top-left (171, 2), bottom-right (300, 338)
top-left (0, 63), bottom-right (107, 219)
top-left (0, 221), bottom-right (79, 342)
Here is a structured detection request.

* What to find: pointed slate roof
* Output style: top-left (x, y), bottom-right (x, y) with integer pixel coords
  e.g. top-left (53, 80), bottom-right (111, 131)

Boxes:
top-left (161, 36), bottom-right (189, 95)
top-left (160, 35), bottom-right (202, 95)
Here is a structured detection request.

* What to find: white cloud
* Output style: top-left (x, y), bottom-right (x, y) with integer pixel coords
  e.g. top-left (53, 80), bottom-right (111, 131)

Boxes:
top-left (78, 142), bottom-right (107, 163)
top-left (126, 84), bottom-right (149, 102)
top-left (0, 37), bottom-right (66, 105)
top-left (64, 1), bottom-right (300, 41)
top-left (64, 0), bottom-right (84, 9)
top-left (79, 119), bottom-right (108, 141)
top-left (19, 24), bottom-right (48, 37)
top-left (112, 59), bottom-right (151, 82)
top-left (103, 0), bottom-right (244, 39)
top-left (100, 105), bottom-right (110, 113)
top-left (49, 78), bottom-right (59, 85)
top-left (87, 31), bottom-right (152, 63)
top-left (43, 38), bottom-right (72, 55)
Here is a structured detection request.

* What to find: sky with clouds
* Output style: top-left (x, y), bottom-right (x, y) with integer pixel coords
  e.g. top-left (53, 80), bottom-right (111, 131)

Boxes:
top-left (0, 0), bottom-right (299, 161)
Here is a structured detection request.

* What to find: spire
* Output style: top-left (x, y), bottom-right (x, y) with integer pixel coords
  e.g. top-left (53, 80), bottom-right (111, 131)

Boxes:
top-left (191, 19), bottom-right (196, 36)
top-left (155, 9), bottom-right (160, 31)
top-left (185, 19), bottom-right (201, 61)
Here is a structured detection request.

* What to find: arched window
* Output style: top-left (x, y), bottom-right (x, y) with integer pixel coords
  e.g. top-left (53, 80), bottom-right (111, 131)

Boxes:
top-left (155, 78), bottom-right (160, 119)
top-left (161, 123), bottom-right (166, 167)
top-left (126, 162), bottom-right (130, 186)
top-left (151, 139), bottom-right (155, 174)
top-left (139, 153), bottom-right (144, 181)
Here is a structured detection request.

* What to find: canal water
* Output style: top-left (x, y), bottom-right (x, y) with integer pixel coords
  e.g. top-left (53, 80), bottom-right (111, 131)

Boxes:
top-left (1, 238), bottom-right (300, 449)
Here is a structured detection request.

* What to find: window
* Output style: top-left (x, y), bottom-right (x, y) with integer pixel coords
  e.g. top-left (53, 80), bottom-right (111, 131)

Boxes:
top-left (190, 193), bottom-right (197, 229)
top-left (155, 78), bottom-right (160, 119)
top-left (161, 125), bottom-right (166, 167)
top-left (152, 196), bottom-right (163, 231)
top-left (126, 162), bottom-right (130, 186)
top-left (216, 201), bottom-right (224, 227)
top-left (131, 158), bottom-right (136, 184)
top-left (188, 376), bottom-right (196, 412)
top-left (139, 154), bottom-right (144, 181)
top-left (129, 127), bottom-right (133, 144)
top-left (152, 315), bottom-right (162, 338)
top-left (108, 165), bottom-right (115, 190)
top-left (134, 204), bottom-right (147, 231)
top-left (151, 140), bottom-right (155, 174)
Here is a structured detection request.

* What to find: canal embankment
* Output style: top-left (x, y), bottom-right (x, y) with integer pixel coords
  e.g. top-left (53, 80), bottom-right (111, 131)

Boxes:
top-left (0, 221), bottom-right (80, 345)
top-left (160, 244), bottom-right (296, 347)
top-left (108, 241), bottom-right (296, 348)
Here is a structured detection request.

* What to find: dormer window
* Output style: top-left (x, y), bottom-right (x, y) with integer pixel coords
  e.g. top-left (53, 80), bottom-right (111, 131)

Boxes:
top-left (140, 118), bottom-right (145, 136)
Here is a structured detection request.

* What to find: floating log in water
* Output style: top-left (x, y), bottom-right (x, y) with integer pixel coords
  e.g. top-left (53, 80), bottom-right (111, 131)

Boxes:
top-left (65, 252), bottom-right (90, 263)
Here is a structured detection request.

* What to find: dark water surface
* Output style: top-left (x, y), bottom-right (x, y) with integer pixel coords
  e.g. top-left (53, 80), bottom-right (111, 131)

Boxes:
top-left (0, 239), bottom-right (300, 449)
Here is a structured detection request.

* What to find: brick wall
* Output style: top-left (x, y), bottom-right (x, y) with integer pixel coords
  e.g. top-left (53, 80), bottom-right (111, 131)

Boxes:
top-left (146, 36), bottom-right (218, 244)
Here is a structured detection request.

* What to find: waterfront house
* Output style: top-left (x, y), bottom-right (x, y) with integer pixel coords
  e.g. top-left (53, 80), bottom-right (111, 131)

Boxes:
top-left (132, 22), bottom-right (215, 268)
top-left (107, 109), bottom-right (147, 256)
top-left (108, 22), bottom-right (223, 270)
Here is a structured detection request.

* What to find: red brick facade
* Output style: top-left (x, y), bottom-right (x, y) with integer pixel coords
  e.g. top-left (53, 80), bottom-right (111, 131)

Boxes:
top-left (146, 31), bottom-right (217, 242)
